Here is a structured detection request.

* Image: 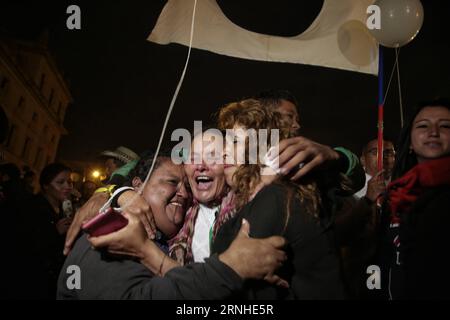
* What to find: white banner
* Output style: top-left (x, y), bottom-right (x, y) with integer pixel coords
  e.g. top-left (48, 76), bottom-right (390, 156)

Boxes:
top-left (148, 0), bottom-right (378, 75)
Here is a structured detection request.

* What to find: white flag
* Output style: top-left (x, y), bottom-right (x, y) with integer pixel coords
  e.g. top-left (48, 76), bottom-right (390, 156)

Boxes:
top-left (148, 0), bottom-right (378, 75)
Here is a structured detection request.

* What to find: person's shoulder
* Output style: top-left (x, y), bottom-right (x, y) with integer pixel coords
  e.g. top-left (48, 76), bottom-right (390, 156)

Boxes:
top-left (19, 194), bottom-right (52, 220)
top-left (250, 183), bottom-right (289, 209)
top-left (59, 234), bottom-right (154, 299)
top-left (235, 184), bottom-right (288, 238)
top-left (411, 186), bottom-right (450, 226)
top-left (57, 235), bottom-right (91, 299)
top-left (424, 186), bottom-right (450, 209)
top-left (65, 234), bottom-right (92, 265)
top-left (257, 183), bottom-right (288, 199)
top-left (28, 193), bottom-right (52, 208)
top-left (244, 183), bottom-right (289, 220)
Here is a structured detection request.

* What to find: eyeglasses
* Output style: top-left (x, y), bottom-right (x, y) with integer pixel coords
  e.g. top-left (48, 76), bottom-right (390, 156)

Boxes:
top-left (366, 148), bottom-right (395, 157)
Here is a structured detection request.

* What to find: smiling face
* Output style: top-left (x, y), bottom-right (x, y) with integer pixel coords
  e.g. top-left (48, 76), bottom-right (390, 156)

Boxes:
top-left (411, 106), bottom-right (450, 163)
top-left (184, 131), bottom-right (227, 206)
top-left (135, 159), bottom-right (190, 238)
top-left (361, 139), bottom-right (396, 178)
top-left (275, 99), bottom-right (300, 136)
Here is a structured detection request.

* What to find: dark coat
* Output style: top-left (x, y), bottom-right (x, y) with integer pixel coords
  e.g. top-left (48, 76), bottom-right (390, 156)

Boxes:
top-left (212, 184), bottom-right (346, 300)
top-left (57, 235), bottom-right (243, 300)
top-left (0, 193), bottom-right (66, 299)
top-left (378, 186), bottom-right (450, 299)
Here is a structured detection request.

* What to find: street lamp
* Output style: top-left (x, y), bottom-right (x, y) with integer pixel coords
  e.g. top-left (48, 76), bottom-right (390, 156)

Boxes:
top-left (92, 170), bottom-right (101, 179)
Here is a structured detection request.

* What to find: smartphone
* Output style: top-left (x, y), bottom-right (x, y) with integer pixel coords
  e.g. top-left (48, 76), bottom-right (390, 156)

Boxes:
top-left (81, 207), bottom-right (128, 237)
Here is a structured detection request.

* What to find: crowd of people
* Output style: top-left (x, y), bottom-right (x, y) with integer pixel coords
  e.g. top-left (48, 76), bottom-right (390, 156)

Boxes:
top-left (1, 90), bottom-right (449, 300)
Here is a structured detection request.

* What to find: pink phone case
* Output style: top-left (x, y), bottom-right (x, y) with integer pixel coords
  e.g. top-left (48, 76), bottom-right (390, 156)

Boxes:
top-left (81, 207), bottom-right (128, 237)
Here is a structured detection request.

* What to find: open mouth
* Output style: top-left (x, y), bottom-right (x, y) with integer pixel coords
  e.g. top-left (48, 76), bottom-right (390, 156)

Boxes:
top-left (425, 141), bottom-right (442, 148)
top-left (169, 202), bottom-right (183, 207)
top-left (168, 199), bottom-right (187, 215)
top-left (195, 175), bottom-right (214, 190)
top-left (167, 198), bottom-right (187, 225)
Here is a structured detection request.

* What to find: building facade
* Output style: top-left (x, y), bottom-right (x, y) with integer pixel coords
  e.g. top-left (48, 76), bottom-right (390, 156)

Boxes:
top-left (0, 33), bottom-right (73, 184)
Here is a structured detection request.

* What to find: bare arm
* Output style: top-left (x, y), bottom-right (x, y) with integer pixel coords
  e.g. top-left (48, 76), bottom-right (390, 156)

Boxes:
top-left (64, 192), bottom-right (109, 255)
top-left (88, 213), bottom-right (286, 281)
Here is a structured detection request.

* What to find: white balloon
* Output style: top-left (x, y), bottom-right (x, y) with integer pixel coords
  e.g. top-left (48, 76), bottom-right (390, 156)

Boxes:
top-left (370, 0), bottom-right (424, 48)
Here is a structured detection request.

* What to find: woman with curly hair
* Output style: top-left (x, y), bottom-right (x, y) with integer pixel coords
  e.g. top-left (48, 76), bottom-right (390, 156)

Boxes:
top-left (211, 98), bottom-right (347, 299)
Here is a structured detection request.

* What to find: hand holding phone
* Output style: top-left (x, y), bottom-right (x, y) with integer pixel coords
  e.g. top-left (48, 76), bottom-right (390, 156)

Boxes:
top-left (81, 207), bottom-right (128, 237)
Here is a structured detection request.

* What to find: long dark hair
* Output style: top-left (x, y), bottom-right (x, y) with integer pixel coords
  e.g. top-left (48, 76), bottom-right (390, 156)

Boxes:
top-left (39, 163), bottom-right (71, 189)
top-left (392, 98), bottom-right (450, 180)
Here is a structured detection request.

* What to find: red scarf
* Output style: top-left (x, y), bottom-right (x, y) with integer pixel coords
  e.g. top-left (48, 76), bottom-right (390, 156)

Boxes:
top-left (387, 156), bottom-right (450, 222)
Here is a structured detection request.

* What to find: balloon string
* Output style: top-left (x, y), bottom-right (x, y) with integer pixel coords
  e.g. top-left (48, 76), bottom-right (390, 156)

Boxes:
top-left (121, 0), bottom-right (198, 210)
top-left (382, 48), bottom-right (400, 107)
top-left (395, 47), bottom-right (404, 128)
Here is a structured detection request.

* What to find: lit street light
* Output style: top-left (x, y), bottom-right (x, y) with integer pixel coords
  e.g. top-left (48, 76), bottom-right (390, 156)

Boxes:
top-left (92, 170), bottom-right (101, 179)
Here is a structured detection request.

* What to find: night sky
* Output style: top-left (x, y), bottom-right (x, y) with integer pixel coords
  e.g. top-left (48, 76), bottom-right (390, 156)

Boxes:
top-left (1, 0), bottom-right (449, 162)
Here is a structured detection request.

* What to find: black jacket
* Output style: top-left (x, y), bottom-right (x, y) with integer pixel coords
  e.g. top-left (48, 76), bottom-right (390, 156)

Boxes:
top-left (1, 193), bottom-right (65, 299)
top-left (378, 186), bottom-right (450, 299)
top-left (212, 184), bottom-right (346, 300)
top-left (57, 235), bottom-right (243, 300)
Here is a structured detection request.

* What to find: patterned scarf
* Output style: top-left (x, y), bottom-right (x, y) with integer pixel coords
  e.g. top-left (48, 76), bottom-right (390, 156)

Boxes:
top-left (168, 191), bottom-right (237, 265)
